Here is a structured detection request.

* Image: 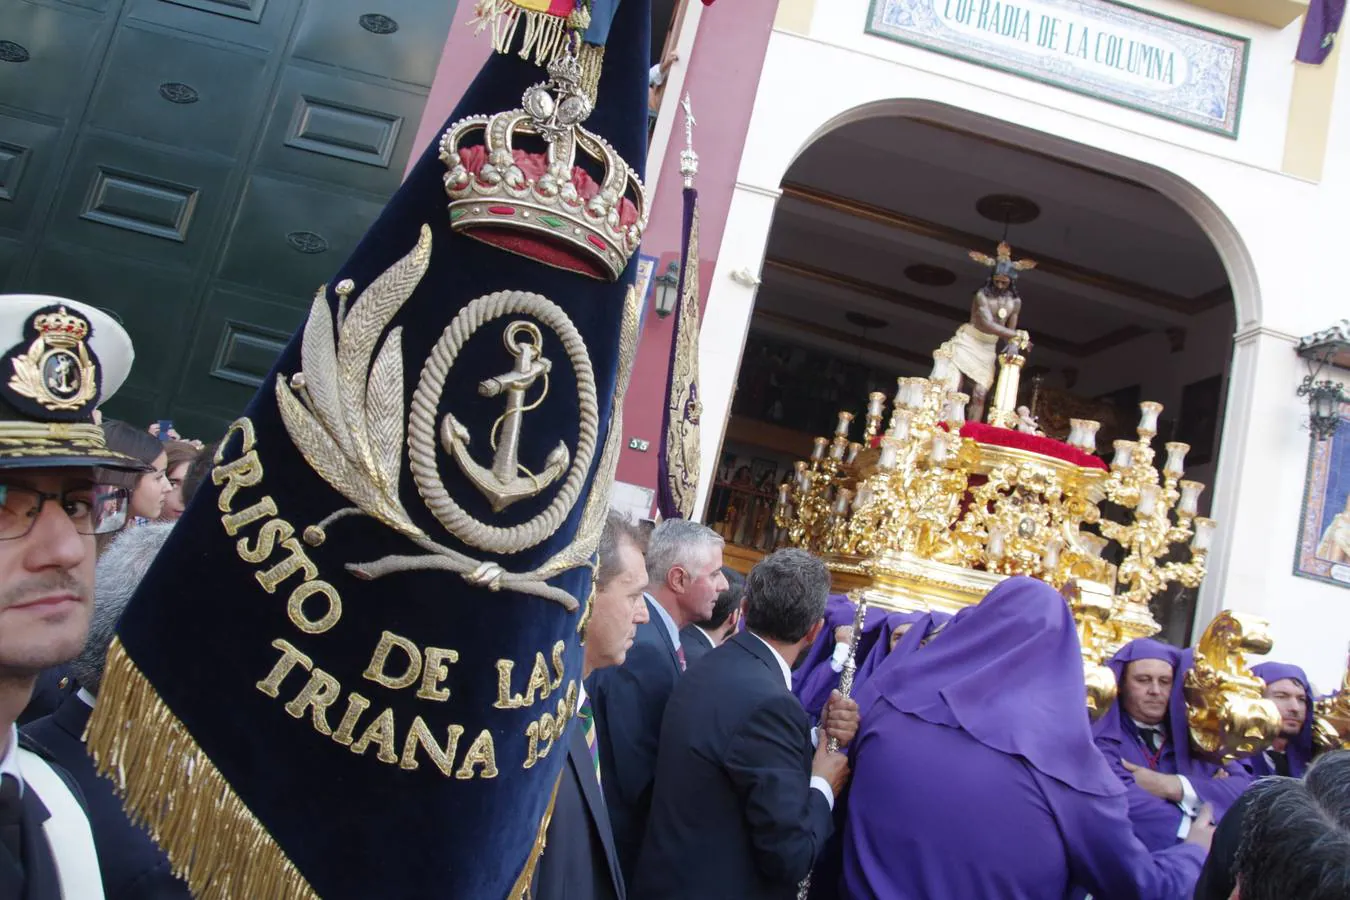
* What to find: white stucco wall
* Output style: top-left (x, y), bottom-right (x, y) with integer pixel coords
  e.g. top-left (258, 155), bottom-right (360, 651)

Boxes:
top-left (696, 0), bottom-right (1350, 687)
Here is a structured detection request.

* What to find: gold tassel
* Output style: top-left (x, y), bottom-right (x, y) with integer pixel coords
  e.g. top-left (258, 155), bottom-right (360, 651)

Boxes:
top-left (578, 45), bottom-right (604, 103)
top-left (86, 639), bottom-right (319, 900)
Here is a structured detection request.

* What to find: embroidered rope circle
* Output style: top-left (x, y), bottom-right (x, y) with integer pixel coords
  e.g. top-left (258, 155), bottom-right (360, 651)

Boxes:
top-left (409, 290), bottom-right (598, 554)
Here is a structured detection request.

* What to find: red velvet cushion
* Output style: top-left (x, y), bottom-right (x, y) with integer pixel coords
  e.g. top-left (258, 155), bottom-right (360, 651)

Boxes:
top-left (867, 422), bottom-right (1107, 470)
top-left (457, 146), bottom-right (641, 227)
top-left (958, 422), bottom-right (1108, 470)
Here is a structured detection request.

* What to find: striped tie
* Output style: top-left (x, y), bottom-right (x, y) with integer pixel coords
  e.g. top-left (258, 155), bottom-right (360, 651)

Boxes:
top-left (676, 644), bottom-right (687, 672)
top-left (578, 697), bottom-right (601, 790)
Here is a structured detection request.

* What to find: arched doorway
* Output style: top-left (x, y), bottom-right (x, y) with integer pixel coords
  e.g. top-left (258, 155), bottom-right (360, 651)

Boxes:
top-left (699, 102), bottom-right (1258, 643)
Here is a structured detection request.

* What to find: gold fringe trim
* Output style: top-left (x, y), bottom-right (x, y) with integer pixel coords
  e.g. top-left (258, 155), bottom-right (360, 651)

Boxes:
top-left (86, 638), bottom-right (319, 900)
top-left (507, 771), bottom-right (563, 899)
top-left (470, 1), bottom-right (604, 103)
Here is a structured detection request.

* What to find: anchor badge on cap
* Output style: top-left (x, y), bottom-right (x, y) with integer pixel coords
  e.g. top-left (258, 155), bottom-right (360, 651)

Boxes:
top-left (443, 321), bottom-right (570, 512)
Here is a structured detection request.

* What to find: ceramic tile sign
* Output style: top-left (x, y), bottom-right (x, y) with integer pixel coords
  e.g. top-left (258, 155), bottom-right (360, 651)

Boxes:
top-left (867, 0), bottom-right (1249, 137)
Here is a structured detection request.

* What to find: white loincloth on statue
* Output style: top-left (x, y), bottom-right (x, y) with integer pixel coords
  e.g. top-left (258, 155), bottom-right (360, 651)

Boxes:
top-left (943, 324), bottom-right (999, 391)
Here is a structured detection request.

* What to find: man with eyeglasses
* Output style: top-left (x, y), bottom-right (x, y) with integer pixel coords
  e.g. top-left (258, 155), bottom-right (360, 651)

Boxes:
top-left (0, 295), bottom-right (144, 900)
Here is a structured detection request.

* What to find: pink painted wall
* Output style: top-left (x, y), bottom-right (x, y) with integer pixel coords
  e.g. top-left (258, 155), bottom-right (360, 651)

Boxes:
top-left (613, 0), bottom-right (780, 505)
top-left (406, 3), bottom-right (494, 179)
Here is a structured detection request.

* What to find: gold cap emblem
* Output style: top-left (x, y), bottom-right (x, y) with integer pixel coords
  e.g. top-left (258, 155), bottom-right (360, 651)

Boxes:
top-left (6, 305), bottom-right (100, 413)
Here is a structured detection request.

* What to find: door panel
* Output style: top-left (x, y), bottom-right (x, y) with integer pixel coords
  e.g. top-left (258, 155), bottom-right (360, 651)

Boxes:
top-left (255, 65), bottom-right (421, 194)
top-left (217, 173), bottom-right (384, 301)
top-left (85, 26), bottom-right (271, 157)
top-left (0, 116), bottom-right (62, 236)
top-left (2, 0), bottom-right (457, 434)
top-left (0, 2), bottom-right (106, 119)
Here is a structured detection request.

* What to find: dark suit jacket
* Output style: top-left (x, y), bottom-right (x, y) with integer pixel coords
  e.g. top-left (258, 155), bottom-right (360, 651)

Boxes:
top-left (633, 631), bottom-right (834, 900)
top-left (23, 694), bottom-right (191, 900)
top-left (17, 667), bottom-right (74, 728)
top-left (1192, 787), bottom-right (1255, 900)
top-left (679, 624), bottom-right (716, 667)
top-left (587, 595), bottom-right (682, 882)
top-left (0, 777), bottom-right (61, 900)
top-left (534, 725), bottom-right (625, 900)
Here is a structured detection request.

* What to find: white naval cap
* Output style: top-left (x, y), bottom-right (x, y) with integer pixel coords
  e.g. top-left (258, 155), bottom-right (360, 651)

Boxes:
top-left (0, 294), bottom-right (142, 471)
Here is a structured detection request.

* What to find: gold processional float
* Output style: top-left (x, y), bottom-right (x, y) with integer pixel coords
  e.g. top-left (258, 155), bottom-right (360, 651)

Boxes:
top-left (770, 242), bottom-right (1350, 764)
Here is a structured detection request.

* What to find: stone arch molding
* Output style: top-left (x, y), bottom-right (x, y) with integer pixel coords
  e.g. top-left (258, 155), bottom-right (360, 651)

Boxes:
top-left (762, 95), bottom-right (1260, 327)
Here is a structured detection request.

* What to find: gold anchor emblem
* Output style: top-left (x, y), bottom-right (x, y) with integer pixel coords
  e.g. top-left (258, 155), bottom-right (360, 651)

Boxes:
top-left (443, 321), bottom-right (570, 512)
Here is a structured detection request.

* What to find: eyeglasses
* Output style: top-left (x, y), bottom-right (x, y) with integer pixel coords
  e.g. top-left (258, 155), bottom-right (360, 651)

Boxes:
top-left (0, 484), bottom-right (130, 540)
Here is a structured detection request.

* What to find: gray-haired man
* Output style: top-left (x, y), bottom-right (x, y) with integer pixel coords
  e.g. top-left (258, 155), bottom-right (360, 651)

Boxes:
top-left (587, 517), bottom-right (728, 882)
top-left (24, 523), bottom-right (190, 899)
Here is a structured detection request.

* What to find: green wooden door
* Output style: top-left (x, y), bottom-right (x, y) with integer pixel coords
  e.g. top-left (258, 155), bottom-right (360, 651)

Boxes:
top-left (0, 0), bottom-right (456, 438)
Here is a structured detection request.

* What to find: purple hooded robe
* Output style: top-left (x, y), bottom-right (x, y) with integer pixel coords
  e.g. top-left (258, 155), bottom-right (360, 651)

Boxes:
top-left (851, 610), bottom-right (950, 719)
top-left (1093, 640), bottom-right (1252, 852)
top-left (841, 577), bottom-right (1206, 899)
top-left (792, 597), bottom-right (888, 721)
top-left (1248, 661), bottom-right (1315, 778)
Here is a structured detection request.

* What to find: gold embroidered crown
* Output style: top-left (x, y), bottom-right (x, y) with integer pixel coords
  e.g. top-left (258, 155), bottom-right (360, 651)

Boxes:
top-left (439, 54), bottom-right (647, 282)
top-left (33, 306), bottom-right (91, 346)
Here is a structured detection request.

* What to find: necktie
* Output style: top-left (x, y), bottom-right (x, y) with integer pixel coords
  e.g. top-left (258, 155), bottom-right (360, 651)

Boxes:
top-left (577, 698), bottom-right (601, 790)
top-left (0, 773), bottom-right (23, 871)
top-left (1140, 727), bottom-right (1162, 753)
top-left (676, 645), bottom-right (687, 672)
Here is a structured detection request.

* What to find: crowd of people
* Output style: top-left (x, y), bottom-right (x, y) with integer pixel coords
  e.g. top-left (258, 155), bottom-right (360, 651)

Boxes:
top-left (532, 512), bottom-right (1350, 900)
top-left (0, 293), bottom-right (1348, 900)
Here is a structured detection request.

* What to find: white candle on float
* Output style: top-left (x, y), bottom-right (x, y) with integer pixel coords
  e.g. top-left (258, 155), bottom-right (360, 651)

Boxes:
top-left (1178, 480), bottom-right (1204, 516)
top-left (846, 442), bottom-right (862, 465)
top-left (854, 485), bottom-right (873, 509)
top-left (944, 393), bottom-right (969, 429)
top-left (889, 409), bottom-right (913, 442)
top-left (810, 438), bottom-right (828, 461)
top-left (928, 434), bottom-right (950, 464)
top-left (835, 411), bottom-right (854, 437)
top-left (868, 392), bottom-right (886, 419)
top-left (988, 525), bottom-right (1008, 559)
top-left (1163, 442), bottom-right (1190, 478)
top-left (829, 439), bottom-right (846, 461)
top-left (1077, 532), bottom-right (1108, 559)
top-left (1138, 401), bottom-right (1163, 435)
top-left (1042, 536), bottom-right (1063, 571)
top-left (1137, 484), bottom-right (1161, 517)
top-left (1079, 420), bottom-right (1101, 453)
top-left (833, 490), bottom-right (852, 515)
top-left (1111, 441), bottom-right (1135, 471)
top-left (777, 484), bottom-right (791, 505)
top-left (1192, 517), bottom-right (1217, 551)
top-left (878, 442), bottom-right (899, 470)
top-left (931, 353), bottom-right (953, 384)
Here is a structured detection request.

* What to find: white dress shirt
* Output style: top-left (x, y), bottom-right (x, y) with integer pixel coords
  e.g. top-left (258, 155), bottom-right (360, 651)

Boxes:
top-left (748, 632), bottom-right (835, 810)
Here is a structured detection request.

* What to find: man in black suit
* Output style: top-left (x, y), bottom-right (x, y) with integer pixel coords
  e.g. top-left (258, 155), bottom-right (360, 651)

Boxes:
top-left (634, 549), bottom-right (857, 899)
top-left (24, 522), bottom-right (190, 900)
top-left (535, 512), bottom-right (650, 900)
top-left (587, 518), bottom-right (728, 882)
top-left (680, 566), bottom-right (744, 667)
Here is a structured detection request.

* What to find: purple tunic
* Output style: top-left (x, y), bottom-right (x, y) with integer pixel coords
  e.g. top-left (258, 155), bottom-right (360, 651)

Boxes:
top-left (1248, 661), bottom-right (1315, 778)
top-left (842, 577), bottom-right (1205, 899)
top-left (1093, 641), bottom-right (1251, 851)
top-left (792, 598), bottom-right (888, 721)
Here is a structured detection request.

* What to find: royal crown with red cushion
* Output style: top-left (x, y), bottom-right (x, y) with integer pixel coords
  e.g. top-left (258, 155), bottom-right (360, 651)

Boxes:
top-left (439, 54), bottom-right (646, 282)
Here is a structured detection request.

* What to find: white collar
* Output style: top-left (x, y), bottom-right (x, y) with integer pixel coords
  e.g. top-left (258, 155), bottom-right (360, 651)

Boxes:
top-left (749, 632), bottom-right (792, 690)
top-left (77, 688), bottom-right (96, 710)
top-left (696, 626), bottom-right (721, 649)
top-left (0, 724), bottom-right (22, 795)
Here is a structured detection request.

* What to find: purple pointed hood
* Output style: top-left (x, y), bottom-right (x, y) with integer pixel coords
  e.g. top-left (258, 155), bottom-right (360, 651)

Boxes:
top-left (866, 576), bottom-right (1125, 797)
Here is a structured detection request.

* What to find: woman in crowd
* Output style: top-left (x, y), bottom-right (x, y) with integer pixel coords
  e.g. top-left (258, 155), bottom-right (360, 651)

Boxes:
top-left (158, 440), bottom-right (201, 522)
top-left (101, 420), bottom-right (172, 523)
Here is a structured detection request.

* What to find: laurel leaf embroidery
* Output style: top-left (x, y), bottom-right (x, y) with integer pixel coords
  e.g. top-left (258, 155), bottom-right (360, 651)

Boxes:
top-left (8, 343), bottom-right (47, 405)
top-left (299, 288), bottom-right (354, 460)
top-left (275, 376), bottom-right (387, 519)
top-left (366, 326), bottom-right (404, 499)
top-left (337, 225), bottom-right (433, 465)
